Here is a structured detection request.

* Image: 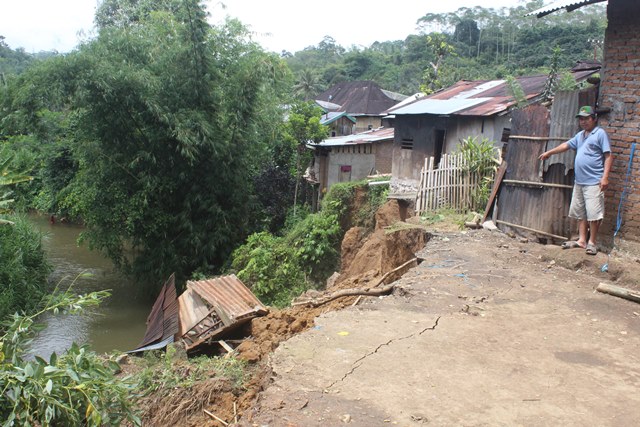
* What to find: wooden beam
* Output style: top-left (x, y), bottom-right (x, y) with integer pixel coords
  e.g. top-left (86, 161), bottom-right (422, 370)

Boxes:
top-left (503, 179), bottom-right (573, 189)
top-left (509, 135), bottom-right (571, 141)
top-left (596, 283), bottom-right (640, 304)
top-left (495, 220), bottom-right (568, 241)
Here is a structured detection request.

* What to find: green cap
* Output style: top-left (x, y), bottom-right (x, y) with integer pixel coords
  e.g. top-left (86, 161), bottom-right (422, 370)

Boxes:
top-left (576, 105), bottom-right (595, 117)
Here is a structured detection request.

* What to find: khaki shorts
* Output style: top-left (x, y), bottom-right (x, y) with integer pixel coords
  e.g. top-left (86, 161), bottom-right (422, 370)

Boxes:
top-left (569, 184), bottom-right (604, 221)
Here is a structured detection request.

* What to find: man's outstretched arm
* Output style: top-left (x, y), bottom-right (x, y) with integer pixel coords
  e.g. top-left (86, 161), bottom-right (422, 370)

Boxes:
top-left (539, 142), bottom-right (571, 161)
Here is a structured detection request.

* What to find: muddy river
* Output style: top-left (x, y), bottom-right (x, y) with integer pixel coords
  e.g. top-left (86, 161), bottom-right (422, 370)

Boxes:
top-left (28, 214), bottom-right (149, 357)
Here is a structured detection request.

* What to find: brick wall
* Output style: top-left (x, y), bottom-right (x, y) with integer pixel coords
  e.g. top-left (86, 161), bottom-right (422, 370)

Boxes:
top-left (598, 0), bottom-right (640, 248)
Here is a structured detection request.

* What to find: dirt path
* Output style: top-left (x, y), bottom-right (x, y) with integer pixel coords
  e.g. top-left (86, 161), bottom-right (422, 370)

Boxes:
top-left (240, 229), bottom-right (640, 426)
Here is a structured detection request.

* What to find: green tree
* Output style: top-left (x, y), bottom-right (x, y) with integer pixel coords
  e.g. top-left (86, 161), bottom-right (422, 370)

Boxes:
top-left (420, 33), bottom-right (456, 95)
top-left (283, 102), bottom-right (327, 216)
top-left (293, 69), bottom-right (323, 101)
top-left (56, 0), bottom-right (290, 287)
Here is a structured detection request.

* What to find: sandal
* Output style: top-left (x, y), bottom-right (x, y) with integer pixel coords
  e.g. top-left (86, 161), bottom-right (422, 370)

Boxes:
top-left (586, 243), bottom-right (598, 255)
top-left (562, 241), bottom-right (584, 250)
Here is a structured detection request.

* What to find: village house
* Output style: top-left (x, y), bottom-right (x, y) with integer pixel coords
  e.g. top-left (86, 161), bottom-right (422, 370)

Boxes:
top-left (319, 111), bottom-right (356, 137)
top-left (315, 80), bottom-right (407, 133)
top-left (306, 127), bottom-right (394, 200)
top-left (530, 0), bottom-right (640, 251)
top-left (385, 67), bottom-right (600, 196)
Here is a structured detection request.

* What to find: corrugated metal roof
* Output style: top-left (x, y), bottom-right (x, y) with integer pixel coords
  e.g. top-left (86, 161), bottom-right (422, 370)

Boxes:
top-left (386, 69), bottom-right (598, 117)
top-left (186, 274), bottom-right (268, 322)
top-left (135, 273), bottom-right (179, 351)
top-left (389, 98), bottom-right (490, 115)
top-left (313, 127), bottom-right (394, 147)
top-left (526, 0), bottom-right (607, 18)
top-left (128, 336), bottom-right (174, 354)
top-left (178, 287), bottom-right (212, 337)
top-left (133, 273), bottom-right (268, 353)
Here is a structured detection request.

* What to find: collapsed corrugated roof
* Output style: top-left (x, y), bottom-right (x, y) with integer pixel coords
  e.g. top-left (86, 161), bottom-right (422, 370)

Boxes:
top-left (312, 127), bottom-right (394, 147)
top-left (386, 69), bottom-right (599, 117)
top-left (526, 0), bottom-right (607, 18)
top-left (133, 274), bottom-right (268, 353)
top-left (316, 80), bottom-right (408, 116)
top-left (133, 273), bottom-right (179, 352)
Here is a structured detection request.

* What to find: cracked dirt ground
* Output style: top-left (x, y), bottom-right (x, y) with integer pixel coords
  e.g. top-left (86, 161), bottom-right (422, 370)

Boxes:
top-left (241, 229), bottom-right (640, 426)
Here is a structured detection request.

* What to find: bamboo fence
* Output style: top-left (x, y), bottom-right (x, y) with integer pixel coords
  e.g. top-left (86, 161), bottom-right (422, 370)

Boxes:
top-left (415, 152), bottom-right (489, 214)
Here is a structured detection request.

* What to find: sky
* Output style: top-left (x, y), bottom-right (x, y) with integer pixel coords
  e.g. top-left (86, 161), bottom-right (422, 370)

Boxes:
top-left (1, 0), bottom-right (521, 54)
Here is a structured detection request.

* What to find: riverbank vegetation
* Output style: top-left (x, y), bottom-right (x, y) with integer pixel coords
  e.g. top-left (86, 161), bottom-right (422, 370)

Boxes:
top-left (0, 290), bottom-right (140, 426)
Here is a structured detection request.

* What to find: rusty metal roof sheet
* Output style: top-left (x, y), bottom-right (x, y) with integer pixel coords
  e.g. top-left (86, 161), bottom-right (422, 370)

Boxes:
top-left (313, 127), bottom-right (394, 147)
top-left (186, 274), bottom-right (268, 323)
top-left (135, 273), bottom-right (179, 351)
top-left (174, 275), bottom-right (268, 351)
top-left (526, 0), bottom-right (606, 18)
top-left (386, 70), bottom-right (598, 117)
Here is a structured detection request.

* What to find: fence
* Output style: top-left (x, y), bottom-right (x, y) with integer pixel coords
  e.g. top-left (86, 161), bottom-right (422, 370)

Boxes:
top-left (415, 152), bottom-right (491, 214)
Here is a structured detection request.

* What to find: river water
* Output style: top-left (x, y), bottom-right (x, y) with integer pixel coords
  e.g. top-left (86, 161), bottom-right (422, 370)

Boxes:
top-left (28, 214), bottom-right (149, 357)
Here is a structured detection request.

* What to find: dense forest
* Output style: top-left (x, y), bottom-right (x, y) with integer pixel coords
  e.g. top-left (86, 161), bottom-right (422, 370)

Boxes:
top-left (284, 1), bottom-right (606, 96)
top-left (0, 0), bottom-right (606, 299)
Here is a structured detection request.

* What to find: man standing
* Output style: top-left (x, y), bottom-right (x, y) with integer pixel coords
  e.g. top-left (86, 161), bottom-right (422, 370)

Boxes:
top-left (539, 106), bottom-right (613, 255)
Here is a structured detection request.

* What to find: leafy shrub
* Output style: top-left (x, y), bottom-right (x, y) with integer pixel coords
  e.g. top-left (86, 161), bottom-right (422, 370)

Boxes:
top-left (321, 181), bottom-right (356, 220)
top-left (287, 212), bottom-right (342, 282)
top-left (0, 290), bottom-right (140, 426)
top-left (0, 215), bottom-right (50, 321)
top-left (231, 232), bottom-right (308, 307)
top-left (455, 136), bottom-right (501, 212)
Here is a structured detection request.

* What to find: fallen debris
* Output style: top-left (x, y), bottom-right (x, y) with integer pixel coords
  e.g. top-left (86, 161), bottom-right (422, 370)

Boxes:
top-left (292, 258), bottom-right (418, 307)
top-left (132, 274), bottom-right (268, 353)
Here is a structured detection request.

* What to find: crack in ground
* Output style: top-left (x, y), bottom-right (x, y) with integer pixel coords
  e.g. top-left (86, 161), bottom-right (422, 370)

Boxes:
top-left (326, 316), bottom-right (441, 390)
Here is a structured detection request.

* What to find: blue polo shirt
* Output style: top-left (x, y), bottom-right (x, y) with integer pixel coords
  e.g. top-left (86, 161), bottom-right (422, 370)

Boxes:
top-left (567, 126), bottom-right (611, 185)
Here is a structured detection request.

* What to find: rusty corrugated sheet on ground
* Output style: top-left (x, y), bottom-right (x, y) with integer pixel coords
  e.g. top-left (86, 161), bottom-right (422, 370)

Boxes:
top-left (135, 273), bottom-right (179, 351)
top-left (178, 274), bottom-right (269, 351)
top-left (187, 275), bottom-right (268, 322)
top-left (495, 104), bottom-right (575, 241)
